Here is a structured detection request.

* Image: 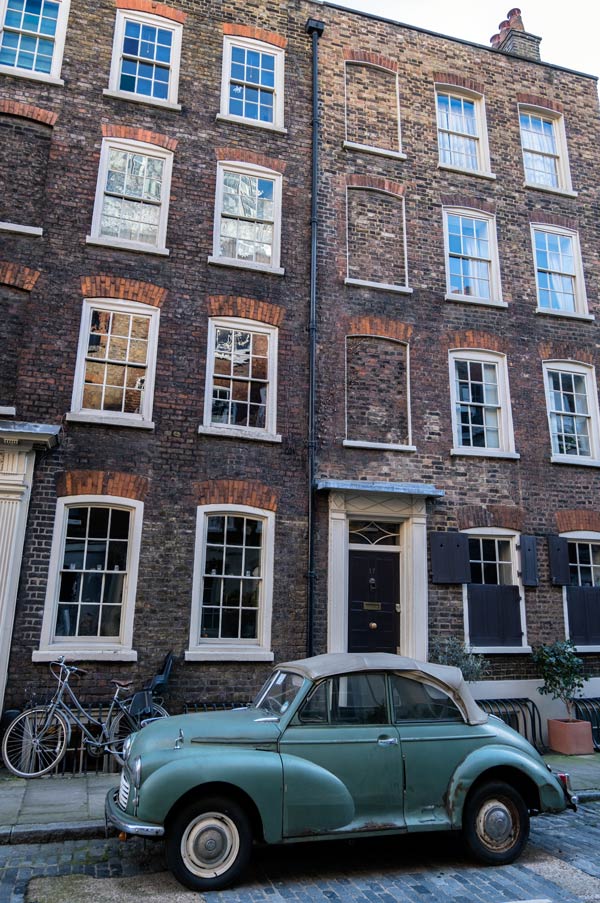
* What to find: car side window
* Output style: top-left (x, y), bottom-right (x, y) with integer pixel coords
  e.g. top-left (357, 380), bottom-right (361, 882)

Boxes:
top-left (298, 673), bottom-right (388, 725)
top-left (391, 674), bottom-right (463, 722)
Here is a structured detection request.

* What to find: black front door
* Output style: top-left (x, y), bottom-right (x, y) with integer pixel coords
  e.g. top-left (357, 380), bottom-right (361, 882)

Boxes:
top-left (348, 550), bottom-right (399, 653)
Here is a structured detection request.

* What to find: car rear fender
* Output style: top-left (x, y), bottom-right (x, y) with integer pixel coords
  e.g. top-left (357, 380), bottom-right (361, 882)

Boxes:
top-left (446, 745), bottom-right (566, 828)
top-left (136, 747), bottom-right (284, 842)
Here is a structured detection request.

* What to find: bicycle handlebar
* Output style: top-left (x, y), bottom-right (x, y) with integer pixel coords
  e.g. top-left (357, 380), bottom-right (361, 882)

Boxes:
top-left (50, 659), bottom-right (88, 678)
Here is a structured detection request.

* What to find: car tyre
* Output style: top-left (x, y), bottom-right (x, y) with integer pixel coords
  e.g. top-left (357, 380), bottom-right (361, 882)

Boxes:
top-left (166, 795), bottom-right (252, 891)
top-left (463, 780), bottom-right (530, 865)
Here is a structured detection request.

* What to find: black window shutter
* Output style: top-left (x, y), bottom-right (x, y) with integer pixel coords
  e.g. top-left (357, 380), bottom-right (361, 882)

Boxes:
top-left (520, 535), bottom-right (539, 586)
top-left (548, 535), bottom-right (570, 586)
top-left (567, 587), bottom-right (600, 645)
top-left (430, 532), bottom-right (471, 584)
top-left (468, 585), bottom-right (523, 646)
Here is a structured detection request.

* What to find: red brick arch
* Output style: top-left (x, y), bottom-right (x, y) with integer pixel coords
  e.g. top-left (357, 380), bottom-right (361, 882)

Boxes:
top-left (101, 124), bottom-right (177, 152)
top-left (215, 148), bottom-right (286, 174)
top-left (446, 330), bottom-right (505, 353)
top-left (222, 23), bottom-right (286, 49)
top-left (0, 263), bottom-right (40, 292)
top-left (347, 316), bottom-right (412, 343)
top-left (207, 296), bottom-right (284, 326)
top-left (81, 276), bottom-right (168, 308)
top-left (115, 0), bottom-right (187, 23)
top-left (457, 505), bottom-right (525, 532)
top-left (556, 510), bottom-right (600, 534)
top-left (193, 480), bottom-right (278, 512)
top-left (56, 471), bottom-right (149, 500)
top-left (0, 100), bottom-right (57, 126)
top-left (344, 50), bottom-right (398, 72)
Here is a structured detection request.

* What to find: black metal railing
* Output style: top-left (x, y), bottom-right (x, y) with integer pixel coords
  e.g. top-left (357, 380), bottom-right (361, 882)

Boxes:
top-left (570, 697), bottom-right (600, 751)
top-left (478, 697), bottom-right (545, 751)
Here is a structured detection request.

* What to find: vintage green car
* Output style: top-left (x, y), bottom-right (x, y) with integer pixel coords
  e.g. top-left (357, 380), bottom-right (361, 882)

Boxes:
top-left (105, 653), bottom-right (575, 891)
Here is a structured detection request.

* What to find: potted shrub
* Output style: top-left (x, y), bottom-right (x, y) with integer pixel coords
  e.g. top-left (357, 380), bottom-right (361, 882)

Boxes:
top-left (532, 640), bottom-right (593, 755)
top-left (430, 636), bottom-right (489, 683)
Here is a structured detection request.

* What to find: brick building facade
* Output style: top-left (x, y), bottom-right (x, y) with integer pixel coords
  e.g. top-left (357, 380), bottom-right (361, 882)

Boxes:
top-left (1, 1), bottom-right (599, 721)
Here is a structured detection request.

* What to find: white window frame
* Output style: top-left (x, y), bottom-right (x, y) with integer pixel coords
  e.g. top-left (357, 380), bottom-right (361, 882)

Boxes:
top-left (342, 61), bottom-right (406, 161)
top-left (104, 9), bottom-right (182, 109)
top-left (66, 297), bottom-right (160, 430)
top-left (186, 503), bottom-right (275, 662)
top-left (518, 104), bottom-right (575, 197)
top-left (86, 137), bottom-right (173, 256)
top-left (443, 207), bottom-right (504, 307)
top-left (34, 495), bottom-right (142, 662)
top-left (0, 0), bottom-right (70, 84)
top-left (462, 527), bottom-right (529, 654)
top-left (435, 84), bottom-right (495, 179)
top-left (218, 35), bottom-right (285, 132)
top-left (542, 360), bottom-right (600, 467)
top-left (208, 160), bottom-right (284, 275)
top-left (449, 349), bottom-right (519, 459)
top-left (199, 316), bottom-right (280, 443)
top-left (531, 224), bottom-right (591, 321)
top-left (561, 530), bottom-right (600, 652)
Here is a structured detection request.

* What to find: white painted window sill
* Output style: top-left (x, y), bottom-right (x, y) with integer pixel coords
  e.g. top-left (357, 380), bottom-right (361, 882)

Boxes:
top-left (216, 113), bottom-right (287, 134)
top-left (343, 439), bottom-right (416, 452)
top-left (208, 256), bottom-right (284, 276)
top-left (523, 181), bottom-right (577, 199)
top-left (451, 448), bottom-right (520, 460)
top-left (550, 455), bottom-right (600, 468)
top-left (66, 412), bottom-right (155, 430)
top-left (0, 65), bottom-right (63, 85)
top-left (102, 88), bottom-right (181, 111)
top-left (445, 293), bottom-right (507, 308)
top-left (86, 236), bottom-right (169, 256)
top-left (0, 222), bottom-right (43, 236)
top-left (438, 163), bottom-right (496, 181)
top-left (535, 307), bottom-right (594, 322)
top-left (344, 278), bottom-right (413, 294)
top-left (185, 647), bottom-right (274, 662)
top-left (33, 648), bottom-right (138, 662)
top-left (342, 141), bottom-right (407, 161)
top-left (0, 407), bottom-right (16, 417)
top-left (469, 646), bottom-right (531, 655)
top-left (198, 425), bottom-right (282, 443)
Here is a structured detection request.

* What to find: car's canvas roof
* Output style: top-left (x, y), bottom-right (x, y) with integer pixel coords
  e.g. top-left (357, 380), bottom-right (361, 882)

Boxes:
top-left (277, 653), bottom-right (488, 725)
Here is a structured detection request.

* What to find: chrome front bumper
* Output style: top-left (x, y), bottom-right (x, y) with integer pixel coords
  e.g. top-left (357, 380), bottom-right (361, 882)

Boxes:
top-left (105, 787), bottom-right (165, 838)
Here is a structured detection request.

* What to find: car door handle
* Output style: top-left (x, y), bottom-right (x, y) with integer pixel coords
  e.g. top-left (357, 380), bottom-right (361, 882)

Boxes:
top-left (377, 736), bottom-right (398, 746)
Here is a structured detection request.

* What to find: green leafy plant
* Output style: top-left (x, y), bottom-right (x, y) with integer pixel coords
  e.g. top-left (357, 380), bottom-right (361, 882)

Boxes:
top-left (429, 636), bottom-right (489, 683)
top-left (532, 640), bottom-right (585, 719)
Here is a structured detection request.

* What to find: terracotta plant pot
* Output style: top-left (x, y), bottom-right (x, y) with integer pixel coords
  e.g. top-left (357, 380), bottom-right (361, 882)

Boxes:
top-left (547, 718), bottom-right (594, 755)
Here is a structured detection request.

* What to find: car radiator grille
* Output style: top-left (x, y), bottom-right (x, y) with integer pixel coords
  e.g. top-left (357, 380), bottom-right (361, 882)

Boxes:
top-left (118, 772), bottom-right (130, 810)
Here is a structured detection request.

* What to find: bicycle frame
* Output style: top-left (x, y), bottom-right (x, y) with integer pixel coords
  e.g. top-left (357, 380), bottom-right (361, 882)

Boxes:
top-left (45, 662), bottom-right (131, 753)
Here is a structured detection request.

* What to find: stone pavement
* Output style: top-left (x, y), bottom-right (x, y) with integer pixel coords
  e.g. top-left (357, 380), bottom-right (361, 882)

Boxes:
top-left (0, 753), bottom-right (598, 846)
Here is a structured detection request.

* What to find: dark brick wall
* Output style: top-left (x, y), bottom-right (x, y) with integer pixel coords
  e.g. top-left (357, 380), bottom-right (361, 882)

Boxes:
top-left (0, 116), bottom-right (52, 227)
top-left (1, 0), bottom-right (313, 710)
top-left (2, 0), bottom-right (600, 709)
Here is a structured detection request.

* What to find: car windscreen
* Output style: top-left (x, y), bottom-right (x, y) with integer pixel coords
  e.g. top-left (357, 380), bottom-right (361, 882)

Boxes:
top-left (253, 670), bottom-right (305, 716)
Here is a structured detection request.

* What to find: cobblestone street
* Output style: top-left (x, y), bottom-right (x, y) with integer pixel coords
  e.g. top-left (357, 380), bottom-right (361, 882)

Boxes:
top-left (1, 802), bottom-right (598, 903)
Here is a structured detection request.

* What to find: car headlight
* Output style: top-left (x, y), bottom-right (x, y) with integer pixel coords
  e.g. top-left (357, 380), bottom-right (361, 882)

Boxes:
top-left (132, 755), bottom-right (143, 789)
top-left (122, 735), bottom-right (133, 764)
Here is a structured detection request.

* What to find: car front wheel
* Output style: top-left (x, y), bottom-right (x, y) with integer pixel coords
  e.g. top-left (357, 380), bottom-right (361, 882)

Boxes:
top-left (166, 796), bottom-right (252, 891)
top-left (463, 781), bottom-right (530, 865)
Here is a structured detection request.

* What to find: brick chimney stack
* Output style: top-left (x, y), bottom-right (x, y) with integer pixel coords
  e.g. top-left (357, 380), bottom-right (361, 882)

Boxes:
top-left (490, 8), bottom-right (541, 62)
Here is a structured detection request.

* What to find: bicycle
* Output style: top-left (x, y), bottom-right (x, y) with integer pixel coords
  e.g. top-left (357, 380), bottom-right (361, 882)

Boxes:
top-left (1, 657), bottom-right (170, 778)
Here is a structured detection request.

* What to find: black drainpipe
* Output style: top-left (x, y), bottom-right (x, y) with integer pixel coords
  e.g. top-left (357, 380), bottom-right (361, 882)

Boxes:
top-left (305, 17), bottom-right (325, 657)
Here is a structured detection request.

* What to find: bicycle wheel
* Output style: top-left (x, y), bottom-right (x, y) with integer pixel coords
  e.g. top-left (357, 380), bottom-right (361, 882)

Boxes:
top-left (2, 707), bottom-right (69, 777)
top-left (108, 702), bottom-right (169, 763)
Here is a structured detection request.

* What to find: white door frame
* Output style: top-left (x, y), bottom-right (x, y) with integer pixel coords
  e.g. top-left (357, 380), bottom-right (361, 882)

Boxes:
top-left (0, 424), bottom-right (59, 712)
top-left (326, 490), bottom-right (428, 659)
